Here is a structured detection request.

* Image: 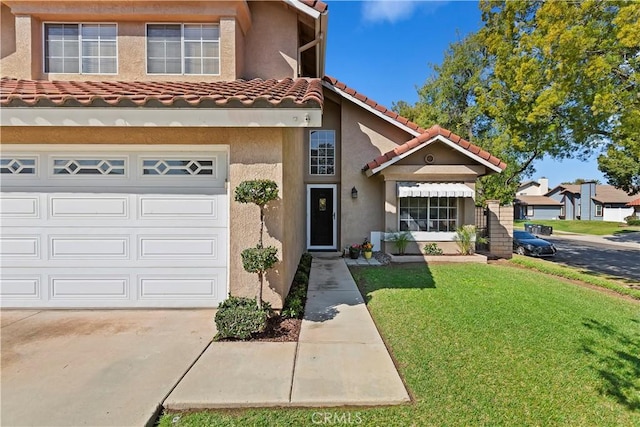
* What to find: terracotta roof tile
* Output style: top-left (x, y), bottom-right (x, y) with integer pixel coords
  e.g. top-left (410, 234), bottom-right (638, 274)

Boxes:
top-left (627, 197), bottom-right (640, 207)
top-left (298, 0), bottom-right (328, 13)
top-left (362, 124), bottom-right (507, 173)
top-left (0, 77), bottom-right (324, 108)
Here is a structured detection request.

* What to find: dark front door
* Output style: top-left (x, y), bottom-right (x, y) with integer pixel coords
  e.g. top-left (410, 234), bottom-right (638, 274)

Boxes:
top-left (309, 186), bottom-right (335, 248)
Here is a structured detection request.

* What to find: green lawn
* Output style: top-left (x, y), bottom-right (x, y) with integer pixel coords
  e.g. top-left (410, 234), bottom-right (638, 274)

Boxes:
top-left (514, 219), bottom-right (640, 235)
top-left (509, 255), bottom-right (640, 298)
top-left (160, 263), bottom-right (640, 427)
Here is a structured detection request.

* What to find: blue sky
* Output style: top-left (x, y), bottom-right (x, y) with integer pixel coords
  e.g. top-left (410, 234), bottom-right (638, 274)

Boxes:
top-left (323, 0), bottom-right (606, 187)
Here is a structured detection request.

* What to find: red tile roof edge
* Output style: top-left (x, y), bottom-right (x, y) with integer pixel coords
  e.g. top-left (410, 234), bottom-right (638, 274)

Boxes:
top-left (627, 197), bottom-right (640, 207)
top-left (298, 0), bottom-right (328, 13)
top-left (322, 76), bottom-right (506, 173)
top-left (0, 77), bottom-right (324, 109)
top-left (322, 75), bottom-right (426, 135)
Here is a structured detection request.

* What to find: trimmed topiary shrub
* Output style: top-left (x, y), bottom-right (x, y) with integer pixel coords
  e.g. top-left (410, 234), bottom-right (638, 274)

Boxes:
top-left (214, 297), bottom-right (270, 340)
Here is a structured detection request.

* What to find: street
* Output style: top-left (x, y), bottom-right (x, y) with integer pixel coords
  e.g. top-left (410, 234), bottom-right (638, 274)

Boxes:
top-left (545, 236), bottom-right (640, 283)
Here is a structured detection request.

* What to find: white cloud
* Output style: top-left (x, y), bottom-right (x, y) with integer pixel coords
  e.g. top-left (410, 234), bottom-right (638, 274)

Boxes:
top-left (361, 0), bottom-right (447, 24)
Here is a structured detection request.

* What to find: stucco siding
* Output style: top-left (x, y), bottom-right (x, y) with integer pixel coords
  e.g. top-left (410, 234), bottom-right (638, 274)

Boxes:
top-left (339, 101), bottom-right (405, 248)
top-left (0, 1), bottom-right (261, 81)
top-left (282, 128), bottom-right (306, 299)
top-left (243, 1), bottom-right (297, 79)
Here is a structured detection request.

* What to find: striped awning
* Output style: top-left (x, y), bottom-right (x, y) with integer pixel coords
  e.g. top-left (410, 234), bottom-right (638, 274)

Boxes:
top-left (397, 182), bottom-right (474, 198)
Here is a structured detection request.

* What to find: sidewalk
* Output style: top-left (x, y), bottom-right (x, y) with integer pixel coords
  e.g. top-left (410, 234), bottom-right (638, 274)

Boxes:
top-left (550, 231), bottom-right (640, 250)
top-left (164, 253), bottom-right (409, 410)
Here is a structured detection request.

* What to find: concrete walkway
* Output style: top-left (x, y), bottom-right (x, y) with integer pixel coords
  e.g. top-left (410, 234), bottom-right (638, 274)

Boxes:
top-left (164, 253), bottom-right (409, 409)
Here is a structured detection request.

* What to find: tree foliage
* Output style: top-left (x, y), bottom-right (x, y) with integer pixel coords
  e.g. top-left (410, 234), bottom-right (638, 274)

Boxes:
top-left (395, 0), bottom-right (640, 200)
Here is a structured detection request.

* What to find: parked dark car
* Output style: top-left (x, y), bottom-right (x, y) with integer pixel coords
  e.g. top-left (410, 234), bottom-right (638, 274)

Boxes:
top-left (513, 230), bottom-right (557, 257)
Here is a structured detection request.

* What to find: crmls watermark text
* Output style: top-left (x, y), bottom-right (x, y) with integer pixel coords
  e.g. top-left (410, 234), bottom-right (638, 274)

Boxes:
top-left (311, 412), bottom-right (363, 425)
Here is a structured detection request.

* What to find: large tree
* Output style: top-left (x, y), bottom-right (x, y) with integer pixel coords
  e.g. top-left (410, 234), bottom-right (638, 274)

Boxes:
top-left (395, 0), bottom-right (640, 201)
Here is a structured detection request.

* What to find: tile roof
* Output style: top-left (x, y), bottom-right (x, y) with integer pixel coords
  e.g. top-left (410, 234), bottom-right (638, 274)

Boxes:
top-left (627, 197), bottom-right (640, 207)
top-left (363, 125), bottom-right (508, 173)
top-left (322, 76), bottom-right (426, 134)
top-left (321, 76), bottom-right (506, 173)
top-left (299, 0), bottom-right (328, 13)
top-left (0, 77), bottom-right (324, 109)
top-left (515, 195), bottom-right (562, 206)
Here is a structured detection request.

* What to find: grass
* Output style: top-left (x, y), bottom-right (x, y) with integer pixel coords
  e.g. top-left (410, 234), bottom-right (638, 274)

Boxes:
top-left (160, 263), bottom-right (640, 427)
top-left (514, 219), bottom-right (640, 236)
top-left (509, 255), bottom-right (640, 299)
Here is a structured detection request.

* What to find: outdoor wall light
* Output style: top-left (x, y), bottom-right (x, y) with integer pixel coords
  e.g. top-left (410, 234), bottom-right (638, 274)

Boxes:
top-left (351, 187), bottom-right (358, 198)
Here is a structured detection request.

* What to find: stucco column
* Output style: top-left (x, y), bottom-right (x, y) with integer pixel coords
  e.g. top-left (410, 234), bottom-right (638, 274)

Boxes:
top-left (383, 179), bottom-right (397, 253)
top-left (486, 200), bottom-right (513, 259)
top-left (219, 17), bottom-right (237, 80)
top-left (4, 14), bottom-right (39, 79)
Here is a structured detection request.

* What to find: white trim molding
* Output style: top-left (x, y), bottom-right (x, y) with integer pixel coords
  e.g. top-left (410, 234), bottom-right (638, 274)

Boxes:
top-left (1, 108), bottom-right (322, 127)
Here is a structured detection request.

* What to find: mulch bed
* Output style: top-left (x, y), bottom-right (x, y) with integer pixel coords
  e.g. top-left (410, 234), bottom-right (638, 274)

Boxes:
top-left (250, 315), bottom-right (301, 342)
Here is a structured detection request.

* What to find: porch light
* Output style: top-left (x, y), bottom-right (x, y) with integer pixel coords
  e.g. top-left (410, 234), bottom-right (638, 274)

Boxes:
top-left (351, 187), bottom-right (358, 198)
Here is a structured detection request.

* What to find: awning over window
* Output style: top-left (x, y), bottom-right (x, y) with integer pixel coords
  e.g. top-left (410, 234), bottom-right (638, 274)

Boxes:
top-left (397, 182), bottom-right (474, 198)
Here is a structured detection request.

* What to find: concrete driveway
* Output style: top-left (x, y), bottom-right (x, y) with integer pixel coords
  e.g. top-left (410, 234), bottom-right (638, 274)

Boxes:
top-left (1, 309), bottom-right (215, 427)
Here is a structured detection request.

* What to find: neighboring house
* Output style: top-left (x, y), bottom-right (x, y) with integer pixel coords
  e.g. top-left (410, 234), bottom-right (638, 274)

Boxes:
top-left (546, 183), bottom-right (635, 222)
top-left (0, 0), bottom-right (505, 309)
top-left (627, 198), bottom-right (640, 217)
top-left (514, 178), bottom-right (562, 220)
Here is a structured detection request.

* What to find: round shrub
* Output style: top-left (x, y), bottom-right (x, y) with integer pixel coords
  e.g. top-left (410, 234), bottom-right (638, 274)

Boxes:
top-left (214, 297), bottom-right (269, 340)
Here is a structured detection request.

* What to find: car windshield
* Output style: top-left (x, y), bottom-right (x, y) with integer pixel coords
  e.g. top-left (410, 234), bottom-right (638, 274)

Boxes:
top-left (515, 231), bottom-right (536, 239)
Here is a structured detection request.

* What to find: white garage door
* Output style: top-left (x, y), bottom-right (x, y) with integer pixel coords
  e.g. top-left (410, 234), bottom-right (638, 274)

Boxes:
top-left (0, 145), bottom-right (229, 308)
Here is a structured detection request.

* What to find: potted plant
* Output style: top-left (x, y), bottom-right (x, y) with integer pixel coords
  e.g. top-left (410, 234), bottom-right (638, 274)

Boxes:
top-left (361, 239), bottom-right (374, 259)
top-left (348, 243), bottom-right (361, 259)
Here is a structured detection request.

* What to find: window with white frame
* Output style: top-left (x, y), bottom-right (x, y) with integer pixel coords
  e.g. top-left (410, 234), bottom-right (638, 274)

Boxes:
top-left (146, 24), bottom-right (220, 75)
top-left (309, 130), bottom-right (335, 175)
top-left (44, 23), bottom-right (117, 74)
top-left (399, 197), bottom-right (458, 232)
top-left (595, 203), bottom-right (603, 216)
top-left (526, 205), bottom-right (534, 217)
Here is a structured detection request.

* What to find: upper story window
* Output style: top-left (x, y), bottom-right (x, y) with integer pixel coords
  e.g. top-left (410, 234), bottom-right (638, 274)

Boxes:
top-left (146, 24), bottom-right (220, 75)
top-left (309, 130), bottom-right (335, 175)
top-left (44, 23), bottom-right (117, 74)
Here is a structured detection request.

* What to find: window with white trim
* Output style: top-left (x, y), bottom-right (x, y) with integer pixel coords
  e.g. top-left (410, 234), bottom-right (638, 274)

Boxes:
top-left (595, 204), bottom-right (603, 216)
top-left (146, 24), bottom-right (220, 75)
top-left (142, 159), bottom-right (215, 176)
top-left (526, 205), bottom-right (534, 217)
top-left (309, 130), bottom-right (335, 175)
top-left (52, 159), bottom-right (125, 175)
top-left (44, 23), bottom-right (117, 74)
top-left (399, 197), bottom-right (458, 232)
top-left (0, 158), bottom-right (37, 174)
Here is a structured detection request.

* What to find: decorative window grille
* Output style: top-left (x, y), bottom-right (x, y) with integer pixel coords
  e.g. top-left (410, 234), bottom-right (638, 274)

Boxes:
top-left (52, 159), bottom-right (125, 175)
top-left (0, 158), bottom-right (37, 174)
top-left (142, 159), bottom-right (215, 176)
top-left (309, 130), bottom-right (335, 175)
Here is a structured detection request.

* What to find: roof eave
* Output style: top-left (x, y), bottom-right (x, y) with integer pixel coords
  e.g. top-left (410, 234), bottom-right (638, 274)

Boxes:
top-left (366, 135), bottom-right (505, 176)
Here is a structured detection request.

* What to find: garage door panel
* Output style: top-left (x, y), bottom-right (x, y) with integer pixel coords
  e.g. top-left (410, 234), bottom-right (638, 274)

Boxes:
top-left (139, 271), bottom-right (226, 298)
top-left (0, 236), bottom-right (40, 258)
top-left (0, 275), bottom-right (41, 298)
top-left (50, 276), bottom-right (130, 299)
top-left (50, 195), bottom-right (130, 218)
top-left (0, 146), bottom-right (229, 308)
top-left (50, 235), bottom-right (130, 259)
top-left (0, 195), bottom-right (40, 218)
